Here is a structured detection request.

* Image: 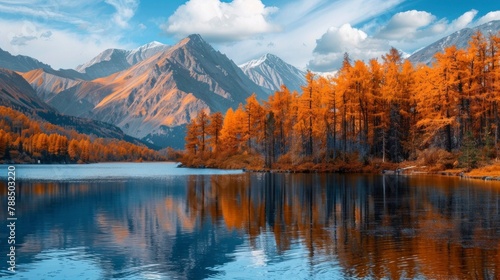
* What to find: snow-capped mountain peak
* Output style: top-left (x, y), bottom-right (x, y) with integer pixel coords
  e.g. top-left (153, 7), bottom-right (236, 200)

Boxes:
top-left (126, 41), bottom-right (169, 65)
top-left (138, 41), bottom-right (164, 50)
top-left (75, 41), bottom-right (169, 79)
top-left (240, 54), bottom-right (267, 69)
top-left (240, 53), bottom-right (306, 93)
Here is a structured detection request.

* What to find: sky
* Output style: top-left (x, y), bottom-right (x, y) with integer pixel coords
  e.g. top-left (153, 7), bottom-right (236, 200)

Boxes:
top-left (0, 0), bottom-right (499, 72)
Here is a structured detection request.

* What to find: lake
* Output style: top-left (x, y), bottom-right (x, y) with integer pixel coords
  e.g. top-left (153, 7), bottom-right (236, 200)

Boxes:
top-left (1, 162), bottom-right (500, 279)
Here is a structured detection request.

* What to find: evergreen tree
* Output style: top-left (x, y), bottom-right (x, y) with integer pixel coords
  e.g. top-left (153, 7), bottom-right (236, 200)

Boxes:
top-left (459, 131), bottom-right (478, 170)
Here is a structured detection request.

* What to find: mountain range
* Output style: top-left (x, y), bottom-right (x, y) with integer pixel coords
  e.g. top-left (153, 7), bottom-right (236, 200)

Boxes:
top-left (8, 34), bottom-right (284, 148)
top-left (2, 22), bottom-right (500, 149)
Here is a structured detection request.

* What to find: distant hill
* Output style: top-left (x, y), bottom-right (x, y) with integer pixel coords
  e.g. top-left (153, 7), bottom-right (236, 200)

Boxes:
top-left (409, 20), bottom-right (500, 65)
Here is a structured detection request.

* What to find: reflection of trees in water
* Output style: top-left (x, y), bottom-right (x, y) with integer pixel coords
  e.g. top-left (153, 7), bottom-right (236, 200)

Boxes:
top-left (0, 180), bottom-right (243, 279)
top-left (187, 174), bottom-right (500, 279)
top-left (2, 175), bottom-right (500, 279)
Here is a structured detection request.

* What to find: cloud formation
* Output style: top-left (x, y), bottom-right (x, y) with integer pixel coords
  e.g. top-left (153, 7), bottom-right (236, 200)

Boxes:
top-left (477, 11), bottom-right (500, 25)
top-left (451, 9), bottom-right (478, 30)
top-left (376, 10), bottom-right (435, 40)
top-left (162, 0), bottom-right (278, 42)
top-left (0, 1), bottom-right (140, 68)
top-left (309, 24), bottom-right (390, 71)
top-left (10, 35), bottom-right (37, 46)
top-left (105, 0), bottom-right (139, 29)
top-left (0, 19), bottom-right (131, 69)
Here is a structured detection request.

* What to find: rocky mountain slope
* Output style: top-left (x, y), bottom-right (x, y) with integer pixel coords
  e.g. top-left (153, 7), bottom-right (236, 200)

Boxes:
top-left (0, 68), bottom-right (53, 111)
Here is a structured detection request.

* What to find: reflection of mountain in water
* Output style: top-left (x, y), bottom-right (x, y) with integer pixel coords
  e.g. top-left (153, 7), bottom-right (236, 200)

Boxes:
top-left (0, 179), bottom-right (244, 279)
top-left (1, 174), bottom-right (500, 279)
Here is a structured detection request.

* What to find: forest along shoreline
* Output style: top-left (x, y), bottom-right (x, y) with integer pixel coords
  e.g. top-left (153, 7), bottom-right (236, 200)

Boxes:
top-left (179, 157), bottom-right (500, 182)
top-left (180, 31), bottom-right (500, 181)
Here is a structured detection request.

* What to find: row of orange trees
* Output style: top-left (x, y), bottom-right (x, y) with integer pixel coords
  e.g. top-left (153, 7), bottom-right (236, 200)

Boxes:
top-left (0, 106), bottom-right (163, 163)
top-left (184, 31), bottom-right (500, 169)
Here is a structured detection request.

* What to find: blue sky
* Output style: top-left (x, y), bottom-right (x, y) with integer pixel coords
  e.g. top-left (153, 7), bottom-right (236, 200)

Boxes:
top-left (0, 0), bottom-right (499, 71)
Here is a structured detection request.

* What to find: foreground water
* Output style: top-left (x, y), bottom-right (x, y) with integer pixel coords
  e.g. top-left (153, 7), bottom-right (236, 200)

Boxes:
top-left (1, 163), bottom-right (500, 279)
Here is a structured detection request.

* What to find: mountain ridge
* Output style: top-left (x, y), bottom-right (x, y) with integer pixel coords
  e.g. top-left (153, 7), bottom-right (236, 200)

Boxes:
top-left (0, 48), bottom-right (53, 72)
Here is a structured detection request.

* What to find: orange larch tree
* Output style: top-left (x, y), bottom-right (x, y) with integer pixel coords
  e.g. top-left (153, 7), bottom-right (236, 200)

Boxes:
top-left (207, 112), bottom-right (224, 153)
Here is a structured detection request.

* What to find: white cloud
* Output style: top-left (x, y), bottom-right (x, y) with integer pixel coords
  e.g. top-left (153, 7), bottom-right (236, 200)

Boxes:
top-left (449, 9), bottom-right (477, 30)
top-left (162, 0), bottom-right (279, 42)
top-left (377, 10), bottom-right (435, 40)
top-left (314, 24), bottom-right (368, 54)
top-left (305, 7), bottom-right (497, 72)
top-left (0, 20), bottom-right (131, 69)
top-left (0, 1), bottom-right (88, 25)
top-left (371, 9), bottom-right (479, 47)
top-left (309, 24), bottom-right (390, 71)
top-left (476, 11), bottom-right (500, 26)
top-left (309, 8), bottom-right (496, 72)
top-left (105, 0), bottom-right (139, 29)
